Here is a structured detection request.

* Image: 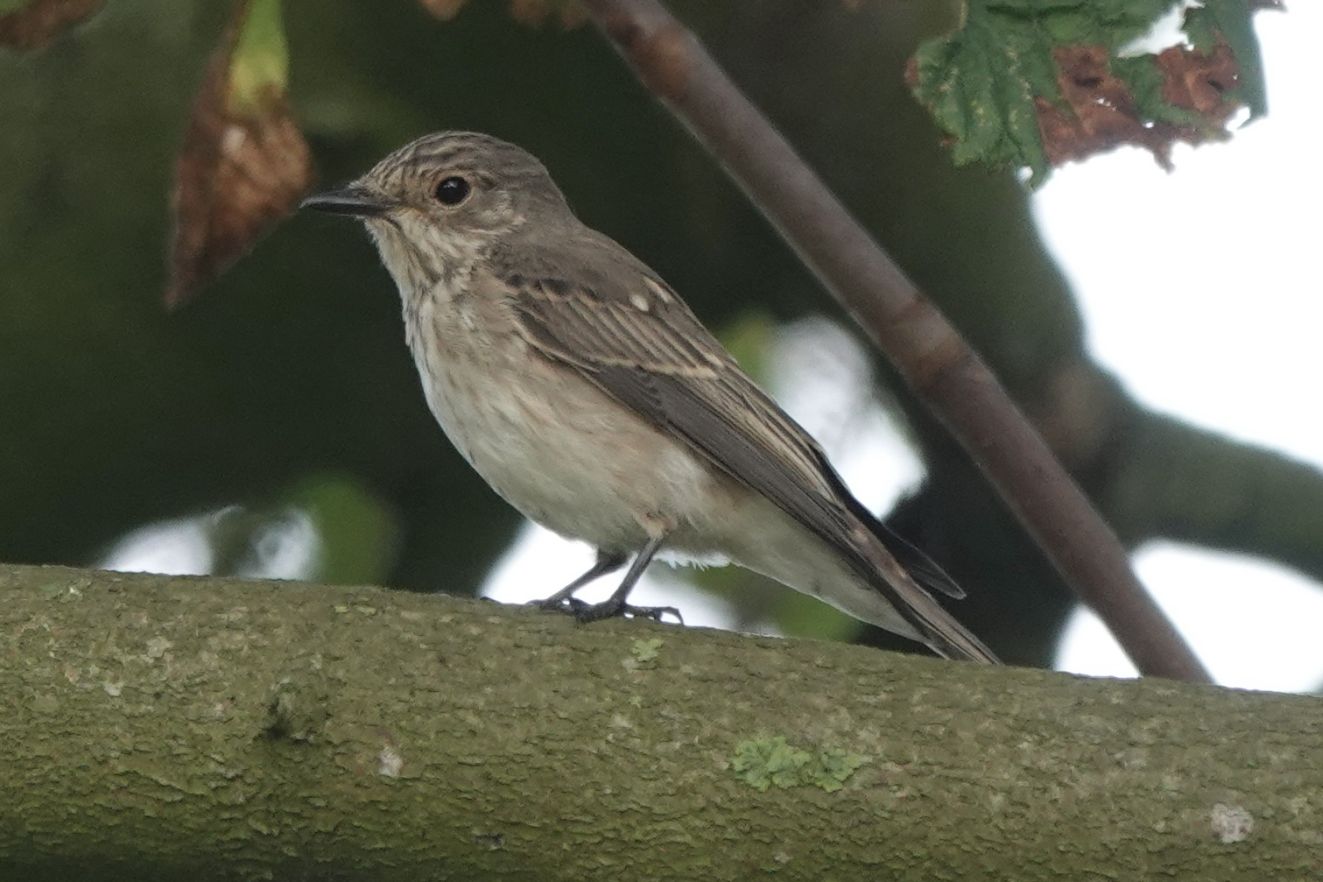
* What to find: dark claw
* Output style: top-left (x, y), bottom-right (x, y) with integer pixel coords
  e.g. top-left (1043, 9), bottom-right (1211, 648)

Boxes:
top-left (532, 594), bottom-right (682, 624)
top-left (572, 597), bottom-right (683, 625)
top-left (530, 595), bottom-right (590, 614)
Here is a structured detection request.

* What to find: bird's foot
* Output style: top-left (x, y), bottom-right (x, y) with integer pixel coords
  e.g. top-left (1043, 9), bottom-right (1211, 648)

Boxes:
top-left (576, 596), bottom-right (683, 624)
top-left (533, 594), bottom-right (682, 624)
top-left (531, 595), bottom-right (589, 615)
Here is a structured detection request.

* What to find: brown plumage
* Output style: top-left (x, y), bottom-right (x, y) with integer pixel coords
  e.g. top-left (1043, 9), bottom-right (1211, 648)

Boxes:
top-left (303, 131), bottom-right (997, 663)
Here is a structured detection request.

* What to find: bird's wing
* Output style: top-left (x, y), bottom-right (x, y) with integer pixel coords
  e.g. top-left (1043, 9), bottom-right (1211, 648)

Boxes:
top-left (492, 235), bottom-right (992, 661)
top-left (498, 253), bottom-right (853, 544)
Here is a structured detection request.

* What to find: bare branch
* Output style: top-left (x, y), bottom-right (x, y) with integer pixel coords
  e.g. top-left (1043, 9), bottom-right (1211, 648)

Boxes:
top-left (579, 0), bottom-right (1209, 682)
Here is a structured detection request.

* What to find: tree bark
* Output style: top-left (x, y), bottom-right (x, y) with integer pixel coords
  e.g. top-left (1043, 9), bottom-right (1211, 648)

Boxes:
top-left (1, 564), bottom-right (1318, 880)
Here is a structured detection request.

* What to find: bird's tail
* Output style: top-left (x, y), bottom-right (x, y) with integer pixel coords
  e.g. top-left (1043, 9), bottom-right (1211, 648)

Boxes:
top-left (823, 493), bottom-right (996, 663)
top-left (884, 563), bottom-right (1000, 663)
top-left (851, 526), bottom-right (1000, 664)
top-left (910, 598), bottom-right (1000, 663)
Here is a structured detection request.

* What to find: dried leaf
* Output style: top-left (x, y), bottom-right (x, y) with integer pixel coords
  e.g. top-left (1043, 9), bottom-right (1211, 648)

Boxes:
top-left (1035, 43), bottom-right (1238, 170)
top-left (166, 0), bottom-right (313, 307)
top-left (416, 0), bottom-right (468, 21)
top-left (0, 0), bottom-right (103, 50)
top-left (1157, 42), bottom-right (1241, 118)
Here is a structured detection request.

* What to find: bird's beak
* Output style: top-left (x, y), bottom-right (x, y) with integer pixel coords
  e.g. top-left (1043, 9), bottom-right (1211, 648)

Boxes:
top-left (301, 185), bottom-right (392, 218)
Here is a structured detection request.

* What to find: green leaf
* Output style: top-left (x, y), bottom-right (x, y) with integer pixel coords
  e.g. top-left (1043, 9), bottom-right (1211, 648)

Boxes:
top-left (910, 13), bottom-right (1056, 183)
top-left (228, 0), bottom-right (288, 114)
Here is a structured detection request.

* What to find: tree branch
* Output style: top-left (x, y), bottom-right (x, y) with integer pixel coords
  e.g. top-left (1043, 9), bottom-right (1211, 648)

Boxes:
top-left (1113, 412), bottom-right (1323, 577)
top-left (2, 564), bottom-right (1318, 880)
top-left (580, 0), bottom-right (1209, 682)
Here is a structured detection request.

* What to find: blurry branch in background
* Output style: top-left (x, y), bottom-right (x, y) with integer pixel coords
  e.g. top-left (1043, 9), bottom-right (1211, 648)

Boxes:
top-left (418, 0), bottom-right (588, 29)
top-left (1111, 413), bottom-right (1323, 581)
top-left (0, 0), bottom-right (102, 50)
top-left (579, 0), bottom-right (1211, 682)
top-left (3, 564), bottom-right (1319, 880)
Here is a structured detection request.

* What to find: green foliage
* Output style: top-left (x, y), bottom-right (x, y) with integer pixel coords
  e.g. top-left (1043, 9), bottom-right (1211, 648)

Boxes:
top-left (911, 9), bottom-right (1046, 180)
top-left (716, 312), bottom-right (776, 382)
top-left (285, 472), bottom-right (400, 585)
top-left (731, 735), bottom-right (868, 793)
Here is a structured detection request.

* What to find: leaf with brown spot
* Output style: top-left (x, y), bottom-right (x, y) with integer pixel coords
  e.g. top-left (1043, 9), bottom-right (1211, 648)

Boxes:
top-left (166, 0), bottom-right (314, 308)
top-left (908, 0), bottom-right (1278, 184)
top-left (1158, 41), bottom-right (1241, 117)
top-left (0, 0), bottom-right (103, 50)
top-left (1037, 43), bottom-right (1238, 170)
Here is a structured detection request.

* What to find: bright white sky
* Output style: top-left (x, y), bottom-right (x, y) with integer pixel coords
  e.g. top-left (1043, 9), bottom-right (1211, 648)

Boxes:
top-left (1038, 3), bottom-right (1323, 691)
top-left (107, 5), bottom-right (1322, 692)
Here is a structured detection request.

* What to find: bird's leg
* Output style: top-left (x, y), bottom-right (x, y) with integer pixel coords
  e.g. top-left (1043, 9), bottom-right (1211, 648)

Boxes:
top-left (534, 550), bottom-right (627, 612)
top-left (573, 534), bottom-right (682, 624)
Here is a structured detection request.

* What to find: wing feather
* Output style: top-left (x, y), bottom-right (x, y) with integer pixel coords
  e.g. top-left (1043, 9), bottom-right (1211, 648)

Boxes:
top-left (494, 234), bottom-right (989, 660)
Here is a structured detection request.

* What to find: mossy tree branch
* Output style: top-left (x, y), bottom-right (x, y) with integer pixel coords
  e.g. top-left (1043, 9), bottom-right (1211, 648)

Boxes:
top-left (1, 564), bottom-right (1318, 881)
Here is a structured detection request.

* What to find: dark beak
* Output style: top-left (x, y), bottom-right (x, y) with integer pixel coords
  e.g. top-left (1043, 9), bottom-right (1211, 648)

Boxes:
top-left (301, 185), bottom-right (391, 218)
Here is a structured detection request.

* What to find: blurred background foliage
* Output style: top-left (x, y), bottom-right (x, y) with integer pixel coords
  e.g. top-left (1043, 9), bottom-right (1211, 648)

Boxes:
top-left (2, 0), bottom-right (1313, 669)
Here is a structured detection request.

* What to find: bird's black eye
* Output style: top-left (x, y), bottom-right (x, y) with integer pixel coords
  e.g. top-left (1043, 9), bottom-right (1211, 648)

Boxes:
top-left (434, 176), bottom-right (471, 206)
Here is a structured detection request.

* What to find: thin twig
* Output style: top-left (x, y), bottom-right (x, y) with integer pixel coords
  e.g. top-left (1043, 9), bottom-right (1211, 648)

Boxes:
top-left (581, 0), bottom-right (1210, 682)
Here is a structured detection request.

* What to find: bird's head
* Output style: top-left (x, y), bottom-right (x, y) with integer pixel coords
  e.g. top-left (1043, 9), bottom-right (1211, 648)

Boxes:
top-left (303, 131), bottom-right (570, 284)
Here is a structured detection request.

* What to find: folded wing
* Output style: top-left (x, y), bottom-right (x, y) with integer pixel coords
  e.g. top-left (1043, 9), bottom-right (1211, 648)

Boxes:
top-left (495, 232), bottom-right (994, 662)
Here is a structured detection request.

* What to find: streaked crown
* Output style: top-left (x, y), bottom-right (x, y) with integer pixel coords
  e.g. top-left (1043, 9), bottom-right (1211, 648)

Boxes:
top-left (303, 131), bottom-right (577, 288)
top-left (358, 131), bottom-right (569, 229)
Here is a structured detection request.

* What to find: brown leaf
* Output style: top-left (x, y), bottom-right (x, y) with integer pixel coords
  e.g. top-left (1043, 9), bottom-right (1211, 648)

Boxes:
top-left (0, 0), bottom-right (103, 50)
top-left (416, 0), bottom-right (469, 20)
top-left (1036, 43), bottom-right (1238, 170)
top-left (1158, 41), bottom-right (1240, 117)
top-left (166, 3), bottom-right (314, 308)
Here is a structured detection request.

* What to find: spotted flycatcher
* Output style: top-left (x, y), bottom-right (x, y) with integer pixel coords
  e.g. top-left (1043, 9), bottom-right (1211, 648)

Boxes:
top-left (303, 132), bottom-right (997, 663)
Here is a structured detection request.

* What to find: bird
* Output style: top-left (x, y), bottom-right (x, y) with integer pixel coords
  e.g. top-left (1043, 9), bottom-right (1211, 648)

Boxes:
top-left (302, 131), bottom-right (997, 663)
